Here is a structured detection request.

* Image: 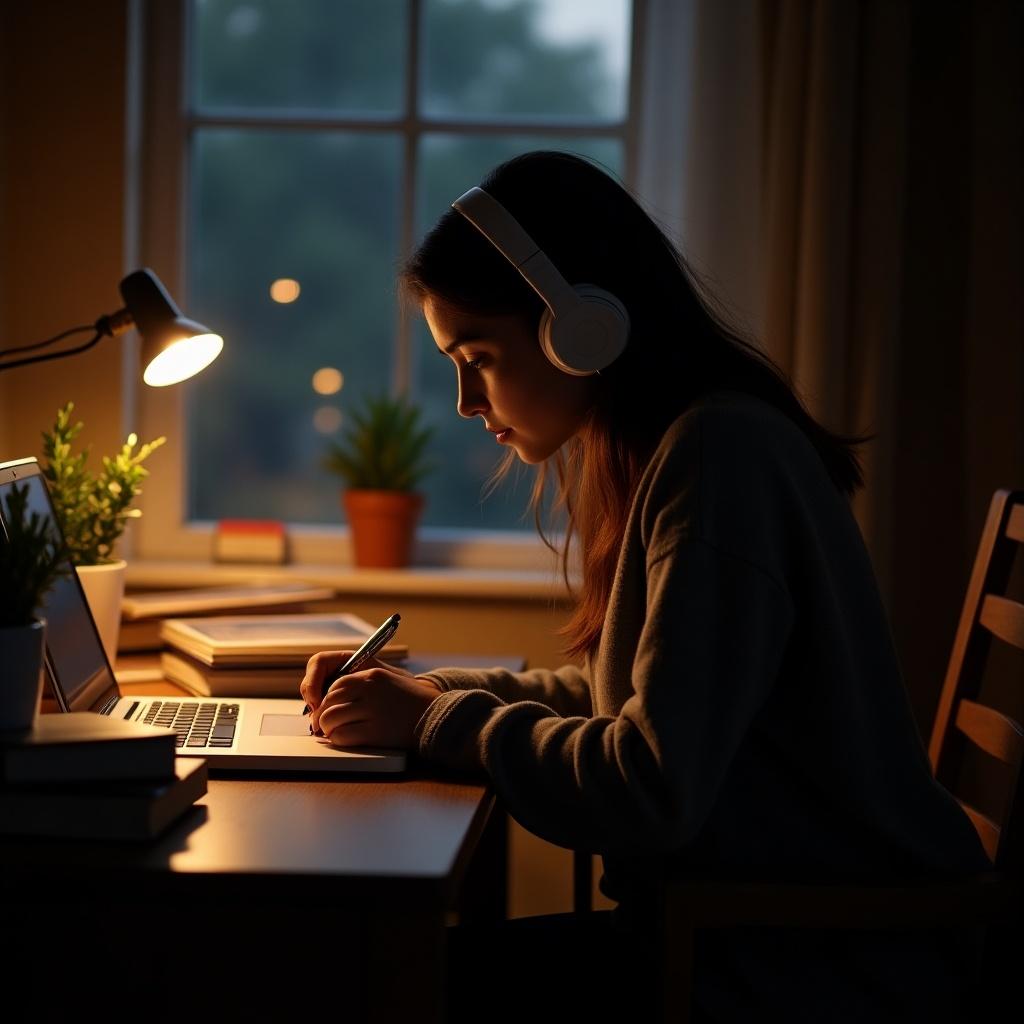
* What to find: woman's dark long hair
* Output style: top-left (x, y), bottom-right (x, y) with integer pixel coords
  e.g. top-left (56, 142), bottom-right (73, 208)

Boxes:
top-left (401, 151), bottom-right (868, 658)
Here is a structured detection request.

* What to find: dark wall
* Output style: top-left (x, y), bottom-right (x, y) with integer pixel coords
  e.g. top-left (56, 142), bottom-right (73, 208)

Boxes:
top-left (0, 2), bottom-right (130, 463)
top-left (889, 1), bottom-right (1023, 734)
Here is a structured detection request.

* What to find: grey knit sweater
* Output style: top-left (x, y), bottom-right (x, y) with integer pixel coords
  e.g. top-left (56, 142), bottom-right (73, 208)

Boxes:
top-left (415, 391), bottom-right (987, 1018)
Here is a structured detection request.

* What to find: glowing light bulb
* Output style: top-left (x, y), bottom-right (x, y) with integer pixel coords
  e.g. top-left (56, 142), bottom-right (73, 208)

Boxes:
top-left (143, 333), bottom-right (224, 387)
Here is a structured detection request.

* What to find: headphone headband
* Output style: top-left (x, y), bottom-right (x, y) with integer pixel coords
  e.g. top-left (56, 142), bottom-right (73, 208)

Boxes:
top-left (451, 187), bottom-right (579, 317)
top-left (450, 185), bottom-right (630, 376)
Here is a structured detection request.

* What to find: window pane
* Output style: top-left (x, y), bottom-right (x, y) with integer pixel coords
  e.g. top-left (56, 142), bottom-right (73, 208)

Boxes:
top-left (186, 129), bottom-right (401, 523)
top-left (414, 134), bottom-right (624, 530)
top-left (421, 0), bottom-right (631, 121)
top-left (192, 0), bottom-right (407, 114)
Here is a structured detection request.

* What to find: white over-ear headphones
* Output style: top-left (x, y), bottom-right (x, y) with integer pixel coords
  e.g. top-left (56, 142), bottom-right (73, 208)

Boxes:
top-left (451, 186), bottom-right (630, 376)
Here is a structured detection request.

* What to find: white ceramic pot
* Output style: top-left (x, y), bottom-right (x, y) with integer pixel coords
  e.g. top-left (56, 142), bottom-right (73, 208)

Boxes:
top-left (76, 559), bottom-right (127, 667)
top-left (0, 619), bottom-right (46, 735)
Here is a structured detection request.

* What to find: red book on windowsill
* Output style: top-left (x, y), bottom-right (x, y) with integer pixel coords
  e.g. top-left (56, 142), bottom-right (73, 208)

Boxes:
top-left (213, 519), bottom-right (288, 564)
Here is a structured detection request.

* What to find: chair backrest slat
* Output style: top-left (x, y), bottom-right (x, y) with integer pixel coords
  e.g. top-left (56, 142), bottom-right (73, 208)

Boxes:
top-left (929, 489), bottom-right (1024, 870)
top-left (979, 594), bottom-right (1024, 650)
top-left (1006, 503), bottom-right (1024, 543)
top-left (955, 698), bottom-right (1024, 766)
top-left (957, 800), bottom-right (1001, 862)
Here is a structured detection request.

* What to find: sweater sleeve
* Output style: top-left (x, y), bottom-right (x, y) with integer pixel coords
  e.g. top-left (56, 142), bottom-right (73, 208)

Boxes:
top-left (414, 539), bottom-right (794, 856)
top-left (417, 664), bottom-right (592, 718)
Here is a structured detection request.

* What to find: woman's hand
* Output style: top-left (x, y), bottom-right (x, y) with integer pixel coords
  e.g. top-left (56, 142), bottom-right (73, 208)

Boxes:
top-left (300, 651), bottom-right (443, 749)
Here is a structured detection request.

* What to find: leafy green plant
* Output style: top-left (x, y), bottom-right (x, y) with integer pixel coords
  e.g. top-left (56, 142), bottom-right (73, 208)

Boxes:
top-left (324, 393), bottom-right (435, 492)
top-left (0, 481), bottom-right (70, 627)
top-left (40, 403), bottom-right (166, 566)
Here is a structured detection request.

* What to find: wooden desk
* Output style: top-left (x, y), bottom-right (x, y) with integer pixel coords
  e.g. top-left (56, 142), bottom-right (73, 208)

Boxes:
top-left (0, 654), bottom-right (520, 1022)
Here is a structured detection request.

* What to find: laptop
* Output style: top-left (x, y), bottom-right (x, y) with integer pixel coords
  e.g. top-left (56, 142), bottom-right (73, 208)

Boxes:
top-left (0, 457), bottom-right (405, 773)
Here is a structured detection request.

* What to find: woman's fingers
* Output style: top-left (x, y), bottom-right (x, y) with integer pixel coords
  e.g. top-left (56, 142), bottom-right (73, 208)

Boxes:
top-left (310, 673), bottom-right (368, 733)
top-left (307, 662), bottom-right (440, 746)
top-left (299, 649), bottom-right (356, 710)
top-left (318, 699), bottom-right (370, 742)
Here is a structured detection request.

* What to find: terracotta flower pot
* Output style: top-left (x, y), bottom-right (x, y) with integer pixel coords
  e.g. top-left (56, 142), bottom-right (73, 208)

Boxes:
top-left (343, 490), bottom-right (424, 568)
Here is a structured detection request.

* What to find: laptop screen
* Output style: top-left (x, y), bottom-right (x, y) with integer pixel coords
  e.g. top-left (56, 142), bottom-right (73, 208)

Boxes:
top-left (0, 459), bottom-right (117, 712)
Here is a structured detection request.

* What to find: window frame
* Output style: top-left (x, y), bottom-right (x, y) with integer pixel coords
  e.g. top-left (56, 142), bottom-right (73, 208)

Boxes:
top-left (129, 0), bottom-right (646, 569)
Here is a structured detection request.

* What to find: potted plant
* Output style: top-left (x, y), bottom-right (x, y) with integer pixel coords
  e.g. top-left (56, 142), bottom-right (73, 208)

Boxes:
top-left (325, 393), bottom-right (435, 568)
top-left (40, 402), bottom-right (165, 664)
top-left (0, 481), bottom-right (69, 733)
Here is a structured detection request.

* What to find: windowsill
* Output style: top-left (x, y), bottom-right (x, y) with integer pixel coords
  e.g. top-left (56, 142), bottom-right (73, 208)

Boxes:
top-left (125, 559), bottom-right (574, 602)
top-left (132, 520), bottom-right (572, 576)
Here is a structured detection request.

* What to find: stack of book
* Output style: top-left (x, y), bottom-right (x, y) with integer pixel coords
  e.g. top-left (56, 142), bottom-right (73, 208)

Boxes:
top-left (159, 612), bottom-right (409, 697)
top-left (118, 581), bottom-right (336, 652)
top-left (0, 712), bottom-right (207, 841)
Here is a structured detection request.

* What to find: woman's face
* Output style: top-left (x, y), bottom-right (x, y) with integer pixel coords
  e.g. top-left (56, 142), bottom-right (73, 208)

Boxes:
top-left (423, 295), bottom-right (596, 464)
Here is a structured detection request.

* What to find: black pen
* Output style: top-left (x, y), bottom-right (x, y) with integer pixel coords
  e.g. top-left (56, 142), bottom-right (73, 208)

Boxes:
top-left (303, 612), bottom-right (401, 716)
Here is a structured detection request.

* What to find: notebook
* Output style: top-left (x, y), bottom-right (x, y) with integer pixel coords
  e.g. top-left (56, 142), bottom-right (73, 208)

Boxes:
top-left (0, 458), bottom-right (405, 773)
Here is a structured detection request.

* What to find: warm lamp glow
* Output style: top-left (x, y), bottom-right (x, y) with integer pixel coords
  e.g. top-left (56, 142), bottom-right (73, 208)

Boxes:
top-left (0, 268), bottom-right (225, 385)
top-left (270, 278), bottom-right (301, 303)
top-left (143, 332), bottom-right (224, 387)
top-left (312, 367), bottom-right (343, 395)
top-left (124, 269), bottom-right (224, 386)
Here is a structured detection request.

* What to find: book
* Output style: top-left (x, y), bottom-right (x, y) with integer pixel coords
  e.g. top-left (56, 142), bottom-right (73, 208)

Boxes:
top-left (118, 618), bottom-right (170, 652)
top-left (161, 650), bottom-right (307, 698)
top-left (213, 519), bottom-right (288, 563)
top-left (118, 582), bottom-right (337, 653)
top-left (0, 712), bottom-right (177, 785)
top-left (159, 612), bottom-right (409, 668)
top-left (121, 582), bottom-right (336, 620)
top-left (0, 758), bottom-right (207, 841)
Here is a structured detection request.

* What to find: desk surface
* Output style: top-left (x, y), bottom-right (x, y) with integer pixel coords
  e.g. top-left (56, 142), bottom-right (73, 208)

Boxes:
top-left (3, 653), bottom-right (519, 1021)
top-left (8, 652), bottom-right (521, 911)
top-left (0, 772), bottom-right (493, 911)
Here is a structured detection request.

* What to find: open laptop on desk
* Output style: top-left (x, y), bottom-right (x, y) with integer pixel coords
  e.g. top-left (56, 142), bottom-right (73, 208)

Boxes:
top-left (0, 458), bottom-right (405, 773)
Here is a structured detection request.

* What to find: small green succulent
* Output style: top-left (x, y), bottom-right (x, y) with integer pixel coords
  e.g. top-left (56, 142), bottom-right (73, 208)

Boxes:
top-left (324, 393), bottom-right (435, 492)
top-left (40, 402), bottom-right (166, 566)
top-left (0, 481), bottom-right (70, 627)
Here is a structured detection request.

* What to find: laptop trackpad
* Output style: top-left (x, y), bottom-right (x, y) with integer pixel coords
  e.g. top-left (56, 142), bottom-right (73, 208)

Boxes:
top-left (259, 714), bottom-right (311, 737)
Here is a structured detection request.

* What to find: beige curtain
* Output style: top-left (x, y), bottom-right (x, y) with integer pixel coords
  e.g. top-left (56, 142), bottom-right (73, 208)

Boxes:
top-left (758, 0), bottom-right (910, 596)
top-left (638, 0), bottom-right (1024, 729)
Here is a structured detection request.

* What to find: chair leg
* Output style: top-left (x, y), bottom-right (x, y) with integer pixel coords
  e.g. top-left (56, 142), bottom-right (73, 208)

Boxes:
top-left (573, 849), bottom-right (593, 914)
top-left (662, 912), bottom-right (694, 1024)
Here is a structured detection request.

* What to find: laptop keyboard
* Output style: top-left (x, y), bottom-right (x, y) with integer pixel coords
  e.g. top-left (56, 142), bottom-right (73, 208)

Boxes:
top-left (143, 700), bottom-right (240, 749)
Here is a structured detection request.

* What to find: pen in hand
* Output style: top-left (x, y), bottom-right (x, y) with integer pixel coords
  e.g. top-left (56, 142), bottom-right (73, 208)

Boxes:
top-left (303, 612), bottom-right (402, 723)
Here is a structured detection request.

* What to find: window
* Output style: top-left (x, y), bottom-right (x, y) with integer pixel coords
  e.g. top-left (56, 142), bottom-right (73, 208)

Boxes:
top-left (136, 0), bottom-right (640, 564)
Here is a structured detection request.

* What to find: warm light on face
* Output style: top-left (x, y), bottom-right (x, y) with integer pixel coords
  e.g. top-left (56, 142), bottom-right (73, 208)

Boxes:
top-left (312, 367), bottom-right (344, 395)
top-left (270, 278), bottom-right (301, 303)
top-left (423, 296), bottom-right (596, 465)
top-left (143, 333), bottom-right (224, 387)
top-left (313, 406), bottom-right (343, 434)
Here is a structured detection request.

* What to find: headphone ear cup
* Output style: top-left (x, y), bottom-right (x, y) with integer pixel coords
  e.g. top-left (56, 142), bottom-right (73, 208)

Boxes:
top-left (538, 307), bottom-right (559, 368)
top-left (539, 286), bottom-right (630, 376)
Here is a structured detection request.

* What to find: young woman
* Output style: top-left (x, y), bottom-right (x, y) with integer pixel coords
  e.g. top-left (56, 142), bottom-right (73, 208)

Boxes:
top-left (301, 151), bottom-right (988, 1021)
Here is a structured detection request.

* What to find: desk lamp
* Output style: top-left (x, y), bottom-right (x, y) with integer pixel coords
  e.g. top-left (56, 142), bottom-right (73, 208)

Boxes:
top-left (0, 269), bottom-right (223, 386)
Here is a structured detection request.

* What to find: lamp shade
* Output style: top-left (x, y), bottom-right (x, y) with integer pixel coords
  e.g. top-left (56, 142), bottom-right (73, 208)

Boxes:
top-left (120, 269), bottom-right (223, 387)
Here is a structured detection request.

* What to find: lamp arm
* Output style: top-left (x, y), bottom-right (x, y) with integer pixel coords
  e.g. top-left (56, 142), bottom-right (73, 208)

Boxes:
top-left (0, 330), bottom-right (105, 372)
top-left (0, 308), bottom-right (134, 373)
top-left (0, 323), bottom-right (96, 358)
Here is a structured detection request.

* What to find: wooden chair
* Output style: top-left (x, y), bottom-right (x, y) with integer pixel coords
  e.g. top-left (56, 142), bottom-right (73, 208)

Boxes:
top-left (574, 489), bottom-right (1024, 1019)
